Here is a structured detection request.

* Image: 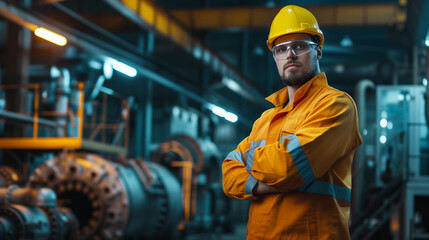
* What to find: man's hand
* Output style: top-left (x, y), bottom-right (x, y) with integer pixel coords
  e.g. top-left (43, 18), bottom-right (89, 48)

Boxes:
top-left (252, 180), bottom-right (290, 196)
top-left (243, 148), bottom-right (289, 196)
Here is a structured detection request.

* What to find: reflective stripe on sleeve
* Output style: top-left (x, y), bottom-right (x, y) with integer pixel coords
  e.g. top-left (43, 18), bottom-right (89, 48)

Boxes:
top-left (281, 135), bottom-right (316, 185)
top-left (297, 180), bottom-right (351, 202)
top-left (250, 140), bottom-right (266, 148)
top-left (246, 147), bottom-right (257, 173)
top-left (225, 151), bottom-right (244, 165)
top-left (245, 174), bottom-right (258, 195)
top-left (246, 140), bottom-right (266, 172)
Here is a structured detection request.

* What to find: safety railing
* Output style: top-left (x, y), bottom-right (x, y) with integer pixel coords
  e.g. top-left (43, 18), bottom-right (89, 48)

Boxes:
top-left (83, 92), bottom-right (130, 149)
top-left (0, 82), bottom-right (128, 154)
top-left (0, 82), bottom-right (83, 149)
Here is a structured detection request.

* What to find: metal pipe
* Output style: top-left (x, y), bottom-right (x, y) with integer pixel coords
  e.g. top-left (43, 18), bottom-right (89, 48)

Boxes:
top-left (351, 79), bottom-right (375, 223)
top-left (426, 47), bottom-right (429, 131)
top-left (413, 46), bottom-right (419, 85)
top-left (0, 186), bottom-right (56, 207)
top-left (0, 109), bottom-right (64, 128)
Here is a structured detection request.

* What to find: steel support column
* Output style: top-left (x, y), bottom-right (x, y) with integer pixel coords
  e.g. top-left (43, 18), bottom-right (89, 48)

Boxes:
top-left (142, 79), bottom-right (153, 161)
top-left (3, 2), bottom-right (32, 137)
top-left (135, 106), bottom-right (144, 158)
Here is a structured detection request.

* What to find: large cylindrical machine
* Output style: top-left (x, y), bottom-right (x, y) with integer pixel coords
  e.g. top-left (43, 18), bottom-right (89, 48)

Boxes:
top-left (27, 152), bottom-right (182, 240)
top-left (151, 134), bottom-right (232, 233)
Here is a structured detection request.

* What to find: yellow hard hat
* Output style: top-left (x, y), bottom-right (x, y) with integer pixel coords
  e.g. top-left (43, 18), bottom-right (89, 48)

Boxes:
top-left (267, 5), bottom-right (324, 51)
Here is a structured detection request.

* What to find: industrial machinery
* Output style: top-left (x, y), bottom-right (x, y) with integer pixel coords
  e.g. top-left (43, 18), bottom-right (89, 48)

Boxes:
top-left (151, 134), bottom-right (231, 233)
top-left (351, 83), bottom-right (429, 240)
top-left (0, 186), bottom-right (78, 240)
top-left (0, 62), bottom-right (231, 239)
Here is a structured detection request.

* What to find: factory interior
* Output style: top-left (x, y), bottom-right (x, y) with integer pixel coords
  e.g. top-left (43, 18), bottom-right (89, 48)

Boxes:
top-left (0, 0), bottom-right (428, 239)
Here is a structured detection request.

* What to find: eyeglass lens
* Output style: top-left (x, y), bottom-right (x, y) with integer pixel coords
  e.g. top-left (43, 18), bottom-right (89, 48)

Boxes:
top-left (273, 41), bottom-right (313, 59)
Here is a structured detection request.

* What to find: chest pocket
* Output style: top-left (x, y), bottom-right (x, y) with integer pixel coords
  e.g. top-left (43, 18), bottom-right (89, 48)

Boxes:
top-left (279, 114), bottom-right (306, 144)
top-left (281, 115), bottom-right (303, 133)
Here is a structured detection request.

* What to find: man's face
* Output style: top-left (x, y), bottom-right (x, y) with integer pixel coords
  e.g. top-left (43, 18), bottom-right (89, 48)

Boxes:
top-left (273, 33), bottom-right (321, 86)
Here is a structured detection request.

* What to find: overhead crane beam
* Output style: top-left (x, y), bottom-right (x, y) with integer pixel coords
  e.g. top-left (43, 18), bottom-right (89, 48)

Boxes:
top-left (0, 1), bottom-right (254, 126)
top-left (104, 0), bottom-right (268, 106)
top-left (170, 4), bottom-right (407, 30)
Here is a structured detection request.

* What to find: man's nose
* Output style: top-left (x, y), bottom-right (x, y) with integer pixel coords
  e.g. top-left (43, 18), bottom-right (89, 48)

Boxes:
top-left (286, 48), bottom-right (297, 59)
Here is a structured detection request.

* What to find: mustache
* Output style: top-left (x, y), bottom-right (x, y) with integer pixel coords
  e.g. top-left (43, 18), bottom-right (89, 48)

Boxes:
top-left (283, 61), bottom-right (302, 70)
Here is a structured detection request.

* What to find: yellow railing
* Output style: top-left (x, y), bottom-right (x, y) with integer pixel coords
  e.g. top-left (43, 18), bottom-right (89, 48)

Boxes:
top-left (0, 82), bottom-right (84, 149)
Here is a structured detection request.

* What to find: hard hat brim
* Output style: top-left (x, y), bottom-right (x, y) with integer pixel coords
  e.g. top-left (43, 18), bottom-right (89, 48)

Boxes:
top-left (267, 29), bottom-right (324, 51)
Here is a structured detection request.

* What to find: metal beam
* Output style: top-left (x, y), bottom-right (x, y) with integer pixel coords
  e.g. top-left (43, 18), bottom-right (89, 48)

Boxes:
top-left (170, 4), bottom-right (406, 30)
top-left (0, 110), bottom-right (63, 128)
top-left (104, 0), bottom-right (267, 106)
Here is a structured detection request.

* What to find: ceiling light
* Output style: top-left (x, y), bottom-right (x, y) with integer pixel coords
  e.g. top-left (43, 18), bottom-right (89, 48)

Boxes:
top-left (222, 77), bottom-right (241, 92)
top-left (212, 106), bottom-right (226, 117)
top-left (34, 27), bottom-right (67, 46)
top-left (225, 112), bottom-right (238, 123)
top-left (211, 105), bottom-right (238, 123)
top-left (110, 60), bottom-right (137, 77)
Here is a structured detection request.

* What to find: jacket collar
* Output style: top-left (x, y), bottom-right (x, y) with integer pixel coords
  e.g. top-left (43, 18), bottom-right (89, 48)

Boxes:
top-left (265, 72), bottom-right (327, 107)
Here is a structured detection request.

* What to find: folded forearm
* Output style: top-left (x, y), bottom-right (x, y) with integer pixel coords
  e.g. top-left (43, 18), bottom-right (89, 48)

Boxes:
top-left (252, 181), bottom-right (289, 195)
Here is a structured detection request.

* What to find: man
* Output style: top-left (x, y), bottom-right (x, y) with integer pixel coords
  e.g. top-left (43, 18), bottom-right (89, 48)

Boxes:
top-left (222, 5), bottom-right (362, 240)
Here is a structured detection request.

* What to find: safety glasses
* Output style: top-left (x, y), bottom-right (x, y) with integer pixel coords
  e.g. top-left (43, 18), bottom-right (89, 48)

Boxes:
top-left (272, 40), bottom-right (318, 60)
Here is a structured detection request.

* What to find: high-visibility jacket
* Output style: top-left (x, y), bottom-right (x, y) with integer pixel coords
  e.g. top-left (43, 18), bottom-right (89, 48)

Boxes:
top-left (222, 73), bottom-right (362, 240)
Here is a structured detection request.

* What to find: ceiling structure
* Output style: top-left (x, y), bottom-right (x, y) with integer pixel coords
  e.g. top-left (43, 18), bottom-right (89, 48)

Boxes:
top-left (0, 0), bottom-right (428, 126)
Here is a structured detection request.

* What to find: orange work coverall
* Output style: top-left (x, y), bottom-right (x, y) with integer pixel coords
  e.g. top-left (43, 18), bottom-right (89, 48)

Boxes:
top-left (222, 73), bottom-right (362, 240)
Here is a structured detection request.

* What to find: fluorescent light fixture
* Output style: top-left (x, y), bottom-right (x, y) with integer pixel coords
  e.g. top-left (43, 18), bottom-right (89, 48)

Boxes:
top-left (211, 104), bottom-right (238, 123)
top-left (34, 27), bottom-right (67, 46)
top-left (225, 112), bottom-right (238, 122)
top-left (111, 60), bottom-right (137, 77)
top-left (212, 106), bottom-right (226, 117)
top-left (222, 77), bottom-right (241, 92)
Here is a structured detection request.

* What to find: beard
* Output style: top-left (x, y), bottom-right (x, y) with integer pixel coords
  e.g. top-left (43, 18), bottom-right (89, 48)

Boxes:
top-left (281, 60), bottom-right (318, 86)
